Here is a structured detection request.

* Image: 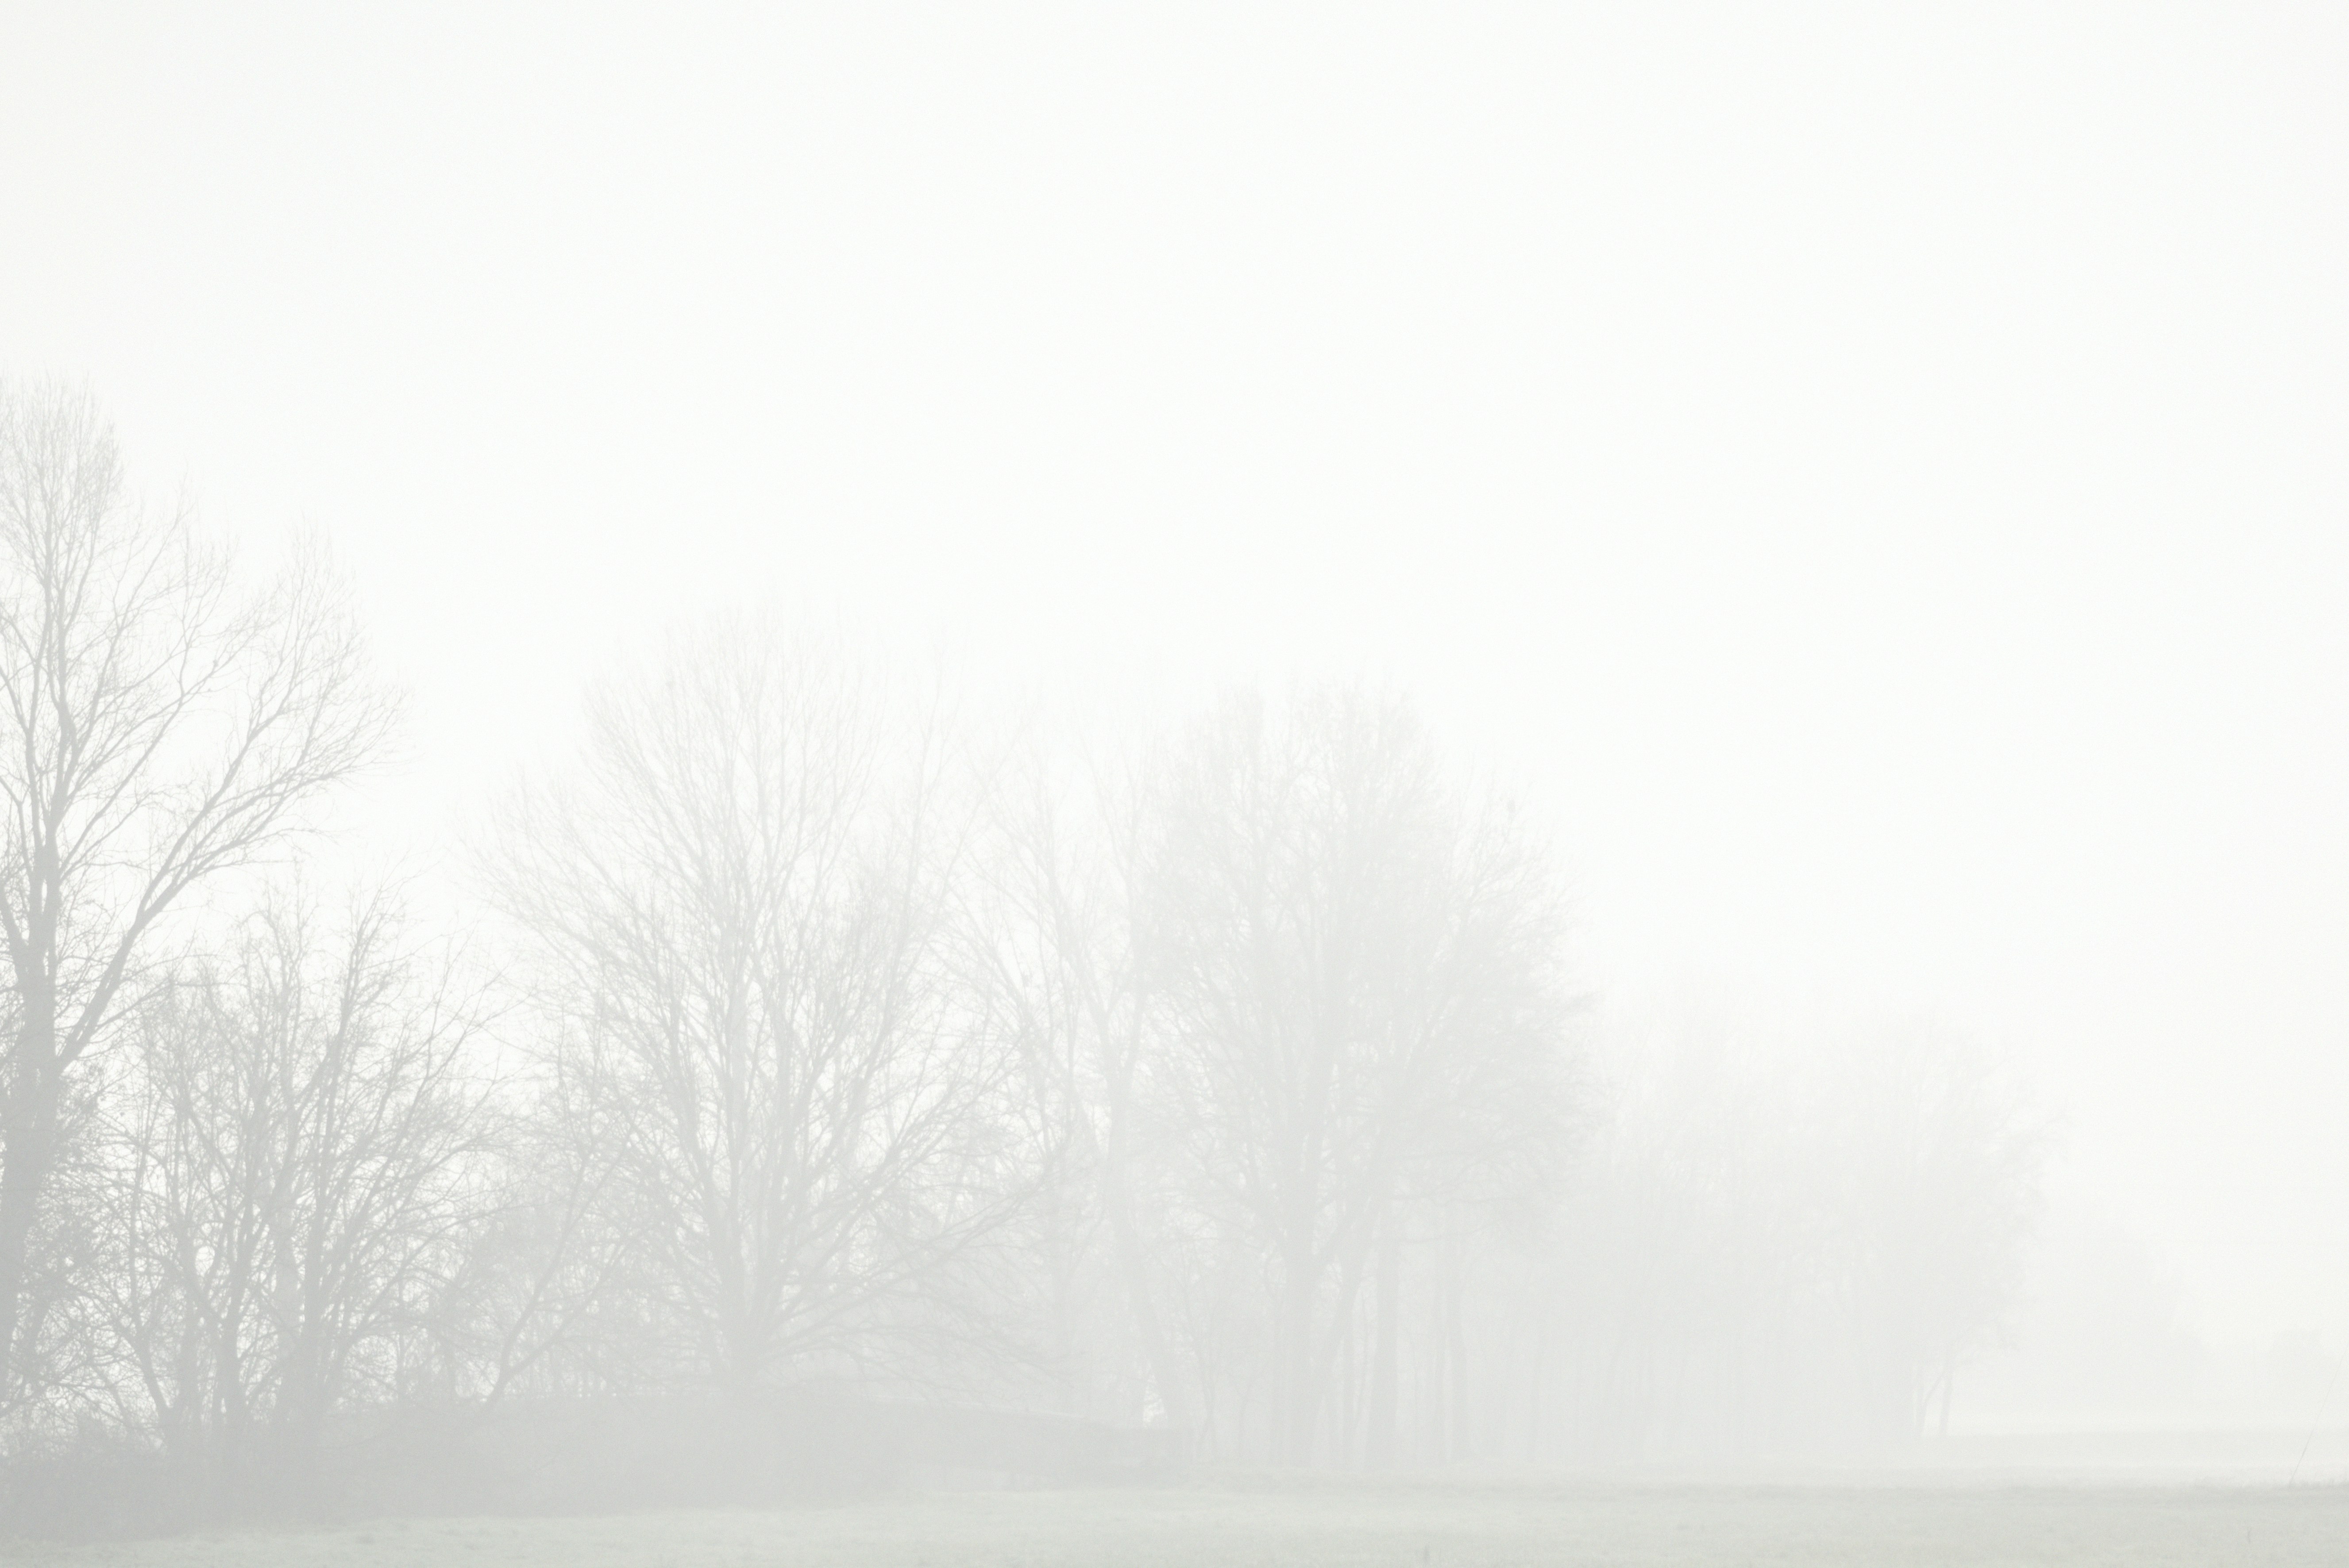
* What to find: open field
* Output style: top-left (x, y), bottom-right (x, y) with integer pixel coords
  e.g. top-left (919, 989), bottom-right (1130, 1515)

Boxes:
top-left (9, 1478), bottom-right (2349, 1568)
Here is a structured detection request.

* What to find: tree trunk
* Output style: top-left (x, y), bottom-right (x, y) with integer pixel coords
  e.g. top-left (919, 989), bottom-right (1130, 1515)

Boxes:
top-left (1277, 1242), bottom-right (1319, 1465)
top-left (1446, 1256), bottom-right (1470, 1461)
top-left (0, 1034), bottom-right (58, 1397)
top-left (1101, 1076), bottom-right (1192, 1433)
top-left (1364, 1222), bottom-right (1400, 1470)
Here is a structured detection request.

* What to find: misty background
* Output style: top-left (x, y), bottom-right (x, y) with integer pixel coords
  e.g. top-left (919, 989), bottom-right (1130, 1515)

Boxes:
top-left (2, 0), bottom-right (2345, 1457)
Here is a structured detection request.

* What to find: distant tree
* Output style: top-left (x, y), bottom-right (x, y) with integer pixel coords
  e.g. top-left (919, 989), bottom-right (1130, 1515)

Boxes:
top-left (1532, 998), bottom-right (2046, 1462)
top-left (1827, 1017), bottom-right (2045, 1442)
top-left (1135, 686), bottom-right (1571, 1465)
top-left (489, 627), bottom-right (1030, 1395)
top-left (961, 735), bottom-right (1188, 1425)
top-left (0, 381), bottom-right (391, 1407)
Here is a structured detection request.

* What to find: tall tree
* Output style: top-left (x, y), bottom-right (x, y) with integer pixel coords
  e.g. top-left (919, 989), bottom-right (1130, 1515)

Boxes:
top-left (964, 736), bottom-right (1188, 1425)
top-left (92, 891), bottom-right (497, 1480)
top-left (1138, 685), bottom-right (1570, 1464)
top-left (0, 381), bottom-right (390, 1402)
top-left (490, 626), bottom-right (1028, 1394)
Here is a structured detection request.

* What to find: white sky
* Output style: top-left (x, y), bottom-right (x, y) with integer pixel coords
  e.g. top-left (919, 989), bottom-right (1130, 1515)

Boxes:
top-left (3, 4), bottom-right (2345, 1358)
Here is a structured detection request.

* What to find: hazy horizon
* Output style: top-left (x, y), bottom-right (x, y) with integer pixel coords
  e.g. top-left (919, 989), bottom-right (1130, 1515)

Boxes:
top-left (5, 2), bottom-right (2345, 1446)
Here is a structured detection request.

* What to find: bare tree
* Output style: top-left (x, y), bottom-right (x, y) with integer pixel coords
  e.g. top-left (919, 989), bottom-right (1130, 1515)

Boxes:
top-left (960, 734), bottom-right (1189, 1426)
top-left (1135, 685), bottom-right (1572, 1465)
top-left (0, 382), bottom-right (392, 1404)
top-left (490, 626), bottom-right (1031, 1396)
top-left (1828, 1017), bottom-right (2046, 1444)
top-left (85, 890), bottom-right (498, 1491)
top-left (1531, 997), bottom-right (2046, 1463)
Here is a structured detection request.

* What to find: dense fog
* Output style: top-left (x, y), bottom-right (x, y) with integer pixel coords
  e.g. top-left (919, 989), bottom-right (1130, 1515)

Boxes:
top-left (0, 0), bottom-right (2345, 1551)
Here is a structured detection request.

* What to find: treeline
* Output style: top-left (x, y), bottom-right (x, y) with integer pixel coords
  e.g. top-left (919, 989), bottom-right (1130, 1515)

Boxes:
top-left (0, 381), bottom-right (2041, 1525)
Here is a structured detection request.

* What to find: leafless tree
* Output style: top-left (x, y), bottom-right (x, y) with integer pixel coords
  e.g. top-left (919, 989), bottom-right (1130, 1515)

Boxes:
top-left (1134, 685), bottom-right (1573, 1465)
top-left (0, 381), bottom-right (392, 1406)
top-left (86, 889), bottom-right (498, 1487)
top-left (1530, 997), bottom-right (2046, 1463)
top-left (959, 733), bottom-right (1189, 1425)
top-left (1827, 1017), bottom-right (2046, 1443)
top-left (489, 626), bottom-right (1032, 1396)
